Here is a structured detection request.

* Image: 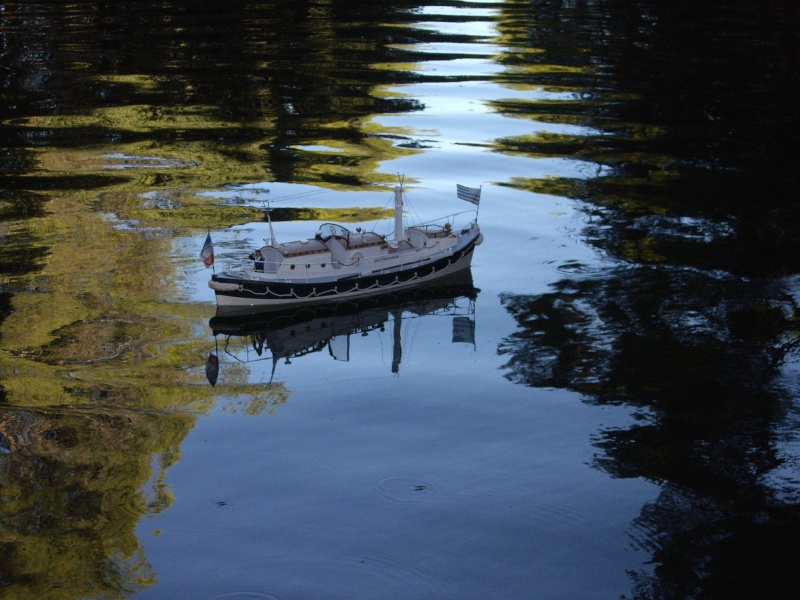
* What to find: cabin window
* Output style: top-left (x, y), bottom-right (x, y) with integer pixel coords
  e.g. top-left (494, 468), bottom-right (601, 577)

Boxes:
top-left (290, 265), bottom-right (295, 270)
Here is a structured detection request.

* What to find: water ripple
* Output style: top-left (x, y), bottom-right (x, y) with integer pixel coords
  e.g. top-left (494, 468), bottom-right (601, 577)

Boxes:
top-left (289, 551), bottom-right (466, 598)
top-left (369, 474), bottom-right (440, 505)
top-left (214, 591), bottom-right (286, 600)
top-left (556, 259), bottom-right (607, 277)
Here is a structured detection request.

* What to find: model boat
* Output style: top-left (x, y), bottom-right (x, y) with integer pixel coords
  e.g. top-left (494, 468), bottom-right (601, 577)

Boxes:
top-left (208, 183), bottom-right (483, 311)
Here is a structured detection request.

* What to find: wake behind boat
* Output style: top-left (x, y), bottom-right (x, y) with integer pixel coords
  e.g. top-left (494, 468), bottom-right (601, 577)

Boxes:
top-left (206, 182), bottom-right (483, 312)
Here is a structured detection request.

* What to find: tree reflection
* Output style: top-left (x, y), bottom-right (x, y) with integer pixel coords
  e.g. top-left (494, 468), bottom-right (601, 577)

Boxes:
top-left (493, 3), bottom-right (800, 593)
top-left (500, 266), bottom-right (800, 597)
top-left (0, 0), bottom-right (430, 192)
top-left (493, 0), bottom-right (800, 277)
top-left (0, 406), bottom-right (193, 597)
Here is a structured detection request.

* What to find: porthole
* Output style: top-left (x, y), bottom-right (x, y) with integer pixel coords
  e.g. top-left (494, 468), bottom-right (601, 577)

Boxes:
top-left (290, 264), bottom-right (295, 270)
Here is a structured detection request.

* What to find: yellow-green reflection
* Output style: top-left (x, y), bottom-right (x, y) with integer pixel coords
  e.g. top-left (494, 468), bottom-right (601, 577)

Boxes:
top-left (0, 407), bottom-right (190, 597)
top-left (0, 193), bottom-right (291, 596)
top-left (0, 194), bottom-right (298, 406)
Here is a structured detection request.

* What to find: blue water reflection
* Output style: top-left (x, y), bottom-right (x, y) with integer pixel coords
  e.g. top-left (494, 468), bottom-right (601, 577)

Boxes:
top-left (140, 339), bottom-right (656, 600)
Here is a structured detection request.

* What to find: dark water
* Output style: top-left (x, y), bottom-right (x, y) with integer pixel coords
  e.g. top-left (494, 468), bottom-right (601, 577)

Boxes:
top-left (2, 1), bottom-right (800, 598)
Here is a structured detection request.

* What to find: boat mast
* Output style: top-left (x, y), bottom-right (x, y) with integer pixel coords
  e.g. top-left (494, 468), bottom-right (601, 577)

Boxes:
top-left (265, 203), bottom-right (278, 247)
top-left (394, 185), bottom-right (403, 242)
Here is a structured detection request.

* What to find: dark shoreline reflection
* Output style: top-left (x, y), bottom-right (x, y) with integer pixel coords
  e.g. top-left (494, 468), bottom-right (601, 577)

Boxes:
top-left (493, 0), bottom-right (800, 277)
top-left (491, 3), bottom-right (800, 595)
top-left (499, 266), bottom-right (800, 598)
top-left (0, 0), bottom-right (433, 191)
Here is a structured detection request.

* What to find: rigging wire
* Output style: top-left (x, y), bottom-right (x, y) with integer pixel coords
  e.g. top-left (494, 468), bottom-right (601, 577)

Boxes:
top-left (256, 189), bottom-right (333, 204)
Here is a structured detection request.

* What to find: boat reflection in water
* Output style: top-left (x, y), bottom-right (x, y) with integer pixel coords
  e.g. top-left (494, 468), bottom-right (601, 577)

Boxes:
top-left (206, 271), bottom-right (479, 385)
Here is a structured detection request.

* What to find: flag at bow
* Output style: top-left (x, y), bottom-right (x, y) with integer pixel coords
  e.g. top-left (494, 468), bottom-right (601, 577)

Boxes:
top-left (456, 184), bottom-right (481, 205)
top-left (200, 232), bottom-right (214, 268)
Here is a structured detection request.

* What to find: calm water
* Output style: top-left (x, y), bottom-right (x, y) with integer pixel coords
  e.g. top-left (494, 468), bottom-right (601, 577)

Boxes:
top-left (2, 1), bottom-right (800, 598)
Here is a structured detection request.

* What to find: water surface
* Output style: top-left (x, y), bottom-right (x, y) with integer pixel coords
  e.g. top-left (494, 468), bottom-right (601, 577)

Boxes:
top-left (1, 1), bottom-right (799, 598)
